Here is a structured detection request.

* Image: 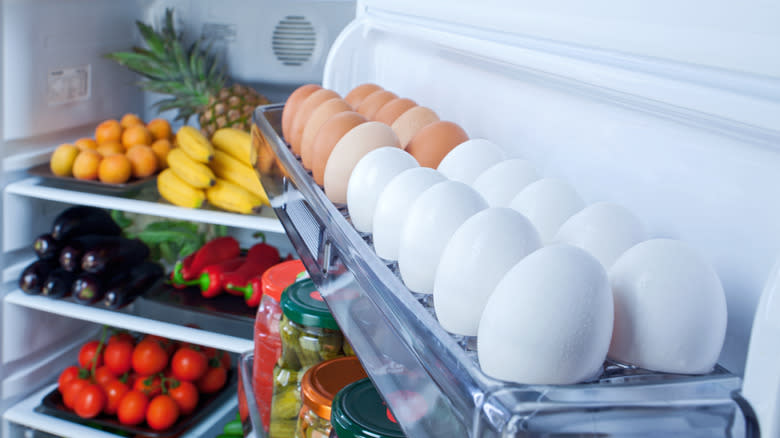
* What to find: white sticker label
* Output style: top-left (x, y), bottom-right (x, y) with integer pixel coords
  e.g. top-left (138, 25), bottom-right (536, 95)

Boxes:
top-left (47, 65), bottom-right (90, 106)
top-left (202, 23), bottom-right (237, 42)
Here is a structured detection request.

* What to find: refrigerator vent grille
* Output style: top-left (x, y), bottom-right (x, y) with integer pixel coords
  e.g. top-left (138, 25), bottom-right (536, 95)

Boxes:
top-left (272, 16), bottom-right (316, 66)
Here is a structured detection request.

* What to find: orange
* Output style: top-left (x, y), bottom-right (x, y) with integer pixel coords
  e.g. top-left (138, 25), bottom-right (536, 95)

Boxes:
top-left (147, 118), bottom-right (172, 141)
top-left (95, 120), bottom-right (122, 145)
top-left (74, 137), bottom-right (98, 151)
top-left (96, 141), bottom-right (125, 156)
top-left (150, 139), bottom-right (172, 169)
top-left (50, 144), bottom-right (80, 176)
top-left (121, 125), bottom-right (152, 148)
top-left (125, 144), bottom-right (158, 178)
top-left (120, 113), bottom-right (144, 129)
top-left (72, 150), bottom-right (102, 180)
top-left (98, 154), bottom-right (133, 184)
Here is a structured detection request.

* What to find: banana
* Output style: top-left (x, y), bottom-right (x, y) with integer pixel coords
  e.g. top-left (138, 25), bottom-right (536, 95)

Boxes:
top-left (157, 168), bottom-right (205, 208)
top-left (168, 147), bottom-right (217, 189)
top-left (176, 125), bottom-right (214, 163)
top-left (211, 128), bottom-right (256, 167)
top-left (210, 149), bottom-right (270, 206)
top-left (206, 179), bottom-right (265, 214)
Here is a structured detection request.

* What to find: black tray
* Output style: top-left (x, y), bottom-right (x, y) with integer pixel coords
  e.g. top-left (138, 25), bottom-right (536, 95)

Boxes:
top-left (28, 162), bottom-right (158, 195)
top-left (35, 369), bottom-right (236, 437)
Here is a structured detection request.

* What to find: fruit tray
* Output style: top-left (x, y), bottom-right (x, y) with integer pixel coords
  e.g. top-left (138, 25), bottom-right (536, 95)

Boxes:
top-left (252, 104), bottom-right (757, 437)
top-left (27, 162), bottom-right (158, 195)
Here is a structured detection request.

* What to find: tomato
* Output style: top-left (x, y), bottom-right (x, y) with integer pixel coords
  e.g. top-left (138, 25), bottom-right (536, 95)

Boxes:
top-left (104, 340), bottom-right (134, 375)
top-left (108, 332), bottom-right (135, 345)
top-left (143, 334), bottom-right (177, 356)
top-left (102, 379), bottom-right (129, 415)
top-left (62, 377), bottom-right (90, 410)
top-left (78, 340), bottom-right (103, 369)
top-left (170, 347), bottom-right (208, 382)
top-left (94, 366), bottom-right (116, 387)
top-left (146, 394), bottom-right (180, 431)
top-left (132, 339), bottom-right (168, 375)
top-left (58, 366), bottom-right (81, 393)
top-left (134, 374), bottom-right (162, 397)
top-left (73, 383), bottom-right (106, 419)
top-left (196, 366), bottom-right (227, 394)
top-left (203, 347), bottom-right (231, 369)
top-left (117, 390), bottom-right (148, 426)
top-left (168, 380), bottom-right (199, 415)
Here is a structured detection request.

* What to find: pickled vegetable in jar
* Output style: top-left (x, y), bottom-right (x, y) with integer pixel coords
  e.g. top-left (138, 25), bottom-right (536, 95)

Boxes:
top-left (330, 378), bottom-right (406, 438)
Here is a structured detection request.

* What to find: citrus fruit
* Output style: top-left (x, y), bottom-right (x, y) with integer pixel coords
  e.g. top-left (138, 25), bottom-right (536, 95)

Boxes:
top-left (74, 137), bottom-right (98, 151)
top-left (150, 139), bottom-right (172, 169)
top-left (120, 113), bottom-right (144, 129)
top-left (95, 120), bottom-right (122, 144)
top-left (147, 118), bottom-right (172, 141)
top-left (50, 144), bottom-right (80, 176)
top-left (121, 125), bottom-right (152, 148)
top-left (96, 141), bottom-right (125, 156)
top-left (125, 144), bottom-right (158, 178)
top-left (99, 154), bottom-right (133, 184)
top-left (72, 150), bottom-right (102, 180)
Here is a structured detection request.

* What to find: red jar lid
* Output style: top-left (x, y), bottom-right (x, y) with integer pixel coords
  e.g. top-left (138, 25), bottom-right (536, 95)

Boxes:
top-left (261, 259), bottom-right (306, 303)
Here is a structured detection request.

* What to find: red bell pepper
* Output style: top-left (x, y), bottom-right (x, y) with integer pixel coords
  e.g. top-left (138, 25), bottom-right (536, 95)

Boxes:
top-left (226, 277), bottom-right (264, 307)
top-left (175, 257), bottom-right (246, 298)
top-left (175, 236), bottom-right (240, 281)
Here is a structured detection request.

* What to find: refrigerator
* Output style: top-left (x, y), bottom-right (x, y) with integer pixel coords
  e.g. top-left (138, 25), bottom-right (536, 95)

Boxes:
top-left (2, 0), bottom-right (780, 437)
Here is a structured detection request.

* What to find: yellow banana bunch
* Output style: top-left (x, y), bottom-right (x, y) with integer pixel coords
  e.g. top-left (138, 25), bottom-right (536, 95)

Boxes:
top-left (157, 168), bottom-right (206, 208)
top-left (206, 179), bottom-right (265, 214)
top-left (211, 128), bottom-right (256, 167)
top-left (176, 125), bottom-right (214, 163)
top-left (168, 148), bottom-right (216, 189)
top-left (210, 149), bottom-right (270, 206)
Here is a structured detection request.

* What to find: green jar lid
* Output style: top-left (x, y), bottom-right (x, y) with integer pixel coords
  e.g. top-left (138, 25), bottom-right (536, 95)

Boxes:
top-left (331, 378), bottom-right (405, 438)
top-left (280, 279), bottom-right (339, 330)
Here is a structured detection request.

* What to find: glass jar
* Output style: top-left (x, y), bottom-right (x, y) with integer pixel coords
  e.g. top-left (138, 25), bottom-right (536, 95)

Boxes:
top-left (270, 279), bottom-right (344, 438)
top-left (329, 378), bottom-right (406, 438)
top-left (295, 356), bottom-right (368, 438)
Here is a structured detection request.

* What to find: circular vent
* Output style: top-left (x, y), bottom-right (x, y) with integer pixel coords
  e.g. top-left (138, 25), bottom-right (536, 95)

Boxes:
top-left (273, 16), bottom-right (316, 66)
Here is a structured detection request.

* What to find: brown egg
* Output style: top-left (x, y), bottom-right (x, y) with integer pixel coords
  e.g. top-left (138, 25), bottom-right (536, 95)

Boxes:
top-left (312, 111), bottom-right (368, 186)
top-left (374, 98), bottom-right (417, 126)
top-left (406, 121), bottom-right (469, 168)
top-left (300, 98), bottom-right (352, 170)
top-left (289, 88), bottom-right (340, 155)
top-left (281, 84), bottom-right (321, 143)
top-left (344, 83), bottom-right (383, 109)
top-left (391, 106), bottom-right (440, 149)
top-left (356, 90), bottom-right (398, 120)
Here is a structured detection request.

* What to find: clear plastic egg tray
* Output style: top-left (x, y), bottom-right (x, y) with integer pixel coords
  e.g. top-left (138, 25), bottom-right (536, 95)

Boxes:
top-left (252, 104), bottom-right (756, 437)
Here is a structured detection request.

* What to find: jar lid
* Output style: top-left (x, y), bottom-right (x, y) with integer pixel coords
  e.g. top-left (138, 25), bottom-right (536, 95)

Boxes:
top-left (280, 279), bottom-right (339, 330)
top-left (330, 378), bottom-right (405, 438)
top-left (261, 259), bottom-right (306, 302)
top-left (301, 356), bottom-right (368, 420)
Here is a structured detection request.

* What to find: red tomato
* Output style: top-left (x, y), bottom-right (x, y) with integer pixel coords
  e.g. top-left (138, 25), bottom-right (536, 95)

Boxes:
top-left (102, 379), bottom-right (129, 416)
top-left (108, 332), bottom-right (135, 345)
top-left (143, 334), bottom-right (177, 356)
top-left (168, 380), bottom-right (199, 415)
top-left (78, 340), bottom-right (103, 369)
top-left (58, 366), bottom-right (81, 393)
top-left (203, 347), bottom-right (231, 369)
top-left (73, 383), bottom-right (107, 419)
top-left (62, 377), bottom-right (90, 410)
top-left (171, 347), bottom-right (208, 382)
top-left (132, 339), bottom-right (168, 376)
top-left (104, 340), bottom-right (134, 375)
top-left (196, 366), bottom-right (227, 394)
top-left (134, 374), bottom-right (162, 397)
top-left (146, 394), bottom-right (180, 431)
top-left (94, 366), bottom-right (116, 387)
top-left (117, 390), bottom-right (148, 426)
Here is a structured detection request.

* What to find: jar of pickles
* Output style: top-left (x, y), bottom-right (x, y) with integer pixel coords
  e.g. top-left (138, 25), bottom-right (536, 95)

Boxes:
top-left (296, 356), bottom-right (368, 438)
top-left (330, 378), bottom-right (406, 438)
top-left (270, 279), bottom-right (344, 438)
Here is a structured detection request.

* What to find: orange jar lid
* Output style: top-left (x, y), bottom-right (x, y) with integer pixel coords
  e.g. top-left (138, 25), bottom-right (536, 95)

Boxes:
top-left (301, 356), bottom-right (368, 421)
top-left (261, 259), bottom-right (306, 303)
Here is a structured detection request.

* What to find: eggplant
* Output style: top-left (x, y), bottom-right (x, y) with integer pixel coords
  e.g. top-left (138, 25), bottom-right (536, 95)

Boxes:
top-left (59, 235), bottom-right (123, 272)
top-left (101, 261), bottom-right (164, 309)
top-left (33, 233), bottom-right (61, 260)
top-left (71, 272), bottom-right (127, 305)
top-left (41, 268), bottom-right (77, 298)
top-left (51, 206), bottom-right (121, 241)
top-left (81, 237), bottom-right (150, 274)
top-left (19, 260), bottom-right (58, 295)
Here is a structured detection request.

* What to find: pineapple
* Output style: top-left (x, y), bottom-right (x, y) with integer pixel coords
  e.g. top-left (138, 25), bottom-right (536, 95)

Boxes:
top-left (106, 9), bottom-right (270, 138)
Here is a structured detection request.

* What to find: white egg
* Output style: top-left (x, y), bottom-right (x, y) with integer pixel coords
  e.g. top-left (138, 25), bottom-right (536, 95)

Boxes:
top-left (436, 139), bottom-right (505, 184)
top-left (553, 202), bottom-right (646, 268)
top-left (372, 167), bottom-right (447, 261)
top-left (472, 159), bottom-right (540, 207)
top-left (478, 244), bottom-right (613, 384)
top-left (398, 181), bottom-right (488, 294)
top-left (434, 208), bottom-right (541, 336)
top-left (509, 178), bottom-right (585, 243)
top-left (347, 147), bottom-right (419, 233)
top-left (608, 239), bottom-right (727, 374)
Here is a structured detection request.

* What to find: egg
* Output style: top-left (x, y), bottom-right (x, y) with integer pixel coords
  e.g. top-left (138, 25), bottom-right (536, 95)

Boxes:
top-left (323, 122), bottom-right (401, 204)
top-left (374, 98), bottom-right (417, 126)
top-left (344, 83), bottom-right (383, 109)
top-left (289, 88), bottom-right (340, 155)
top-left (478, 244), bottom-right (613, 385)
top-left (347, 147), bottom-right (419, 233)
top-left (311, 111), bottom-right (367, 186)
top-left (372, 167), bottom-right (446, 261)
top-left (509, 178), bottom-right (585, 243)
top-left (434, 207), bottom-right (541, 336)
top-left (553, 202), bottom-right (646, 268)
top-left (300, 98), bottom-right (353, 170)
top-left (608, 239), bottom-right (727, 374)
top-left (356, 90), bottom-right (398, 120)
top-left (437, 139), bottom-right (505, 184)
top-left (406, 121), bottom-right (470, 169)
top-left (398, 180), bottom-right (488, 294)
top-left (471, 159), bottom-right (540, 207)
top-left (281, 83), bottom-right (321, 143)
top-left (391, 106), bottom-right (439, 148)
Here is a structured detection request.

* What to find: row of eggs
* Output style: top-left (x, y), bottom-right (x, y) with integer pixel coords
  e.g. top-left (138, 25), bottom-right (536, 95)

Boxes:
top-left (281, 83), bottom-right (728, 386)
